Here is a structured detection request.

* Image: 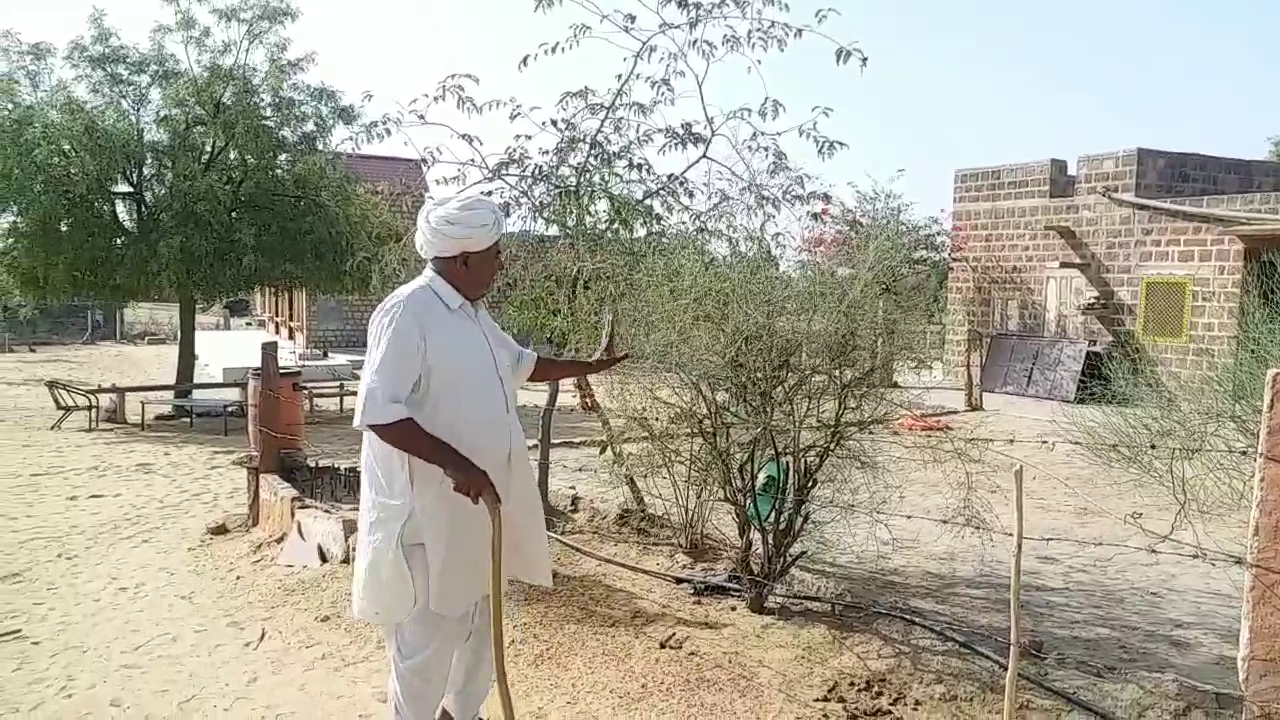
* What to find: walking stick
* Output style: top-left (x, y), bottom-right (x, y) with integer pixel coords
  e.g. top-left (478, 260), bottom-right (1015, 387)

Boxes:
top-left (482, 490), bottom-right (516, 719)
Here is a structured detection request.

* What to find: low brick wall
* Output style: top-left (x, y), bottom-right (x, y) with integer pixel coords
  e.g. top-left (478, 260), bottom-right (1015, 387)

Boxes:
top-left (306, 294), bottom-right (378, 350)
top-left (248, 461), bottom-right (359, 565)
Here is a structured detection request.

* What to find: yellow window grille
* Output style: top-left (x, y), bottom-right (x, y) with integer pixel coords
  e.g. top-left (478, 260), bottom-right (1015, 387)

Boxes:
top-left (1137, 276), bottom-right (1193, 343)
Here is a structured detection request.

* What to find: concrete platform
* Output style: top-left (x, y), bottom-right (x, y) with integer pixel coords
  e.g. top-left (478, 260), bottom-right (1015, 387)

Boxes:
top-left (191, 329), bottom-right (363, 399)
top-left (325, 348), bottom-right (366, 372)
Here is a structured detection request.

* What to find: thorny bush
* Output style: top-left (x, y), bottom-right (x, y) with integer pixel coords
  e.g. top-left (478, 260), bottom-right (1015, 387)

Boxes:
top-left (1067, 249), bottom-right (1280, 525)
top-left (601, 213), bottom-right (939, 612)
top-left (352, 0), bottom-right (866, 527)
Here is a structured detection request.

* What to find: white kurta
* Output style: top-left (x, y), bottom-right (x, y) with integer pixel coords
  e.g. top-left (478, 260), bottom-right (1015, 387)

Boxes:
top-left (350, 267), bottom-right (553, 623)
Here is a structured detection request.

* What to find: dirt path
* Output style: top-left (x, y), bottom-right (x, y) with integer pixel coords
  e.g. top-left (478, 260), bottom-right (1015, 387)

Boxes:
top-left (802, 407), bottom-right (1249, 693)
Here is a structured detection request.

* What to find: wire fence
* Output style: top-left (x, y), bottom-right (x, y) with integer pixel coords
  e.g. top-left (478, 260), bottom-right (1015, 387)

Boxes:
top-left (236, 341), bottom-right (1260, 718)
top-left (1, 300), bottom-right (114, 346)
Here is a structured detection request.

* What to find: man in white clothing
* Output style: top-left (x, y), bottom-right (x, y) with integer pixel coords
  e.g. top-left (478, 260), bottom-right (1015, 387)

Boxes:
top-left (350, 193), bottom-right (626, 720)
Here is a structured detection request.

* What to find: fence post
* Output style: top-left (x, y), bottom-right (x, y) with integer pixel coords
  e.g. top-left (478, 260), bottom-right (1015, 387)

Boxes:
top-left (1003, 464), bottom-right (1025, 720)
top-left (257, 341), bottom-right (282, 474)
top-left (1240, 368), bottom-right (1280, 718)
top-left (246, 460), bottom-right (260, 528)
top-left (963, 327), bottom-right (984, 411)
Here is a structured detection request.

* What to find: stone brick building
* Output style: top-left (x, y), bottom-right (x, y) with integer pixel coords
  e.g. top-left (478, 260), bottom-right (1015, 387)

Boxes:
top-left (944, 147), bottom-right (1280, 387)
top-left (256, 152), bottom-right (423, 350)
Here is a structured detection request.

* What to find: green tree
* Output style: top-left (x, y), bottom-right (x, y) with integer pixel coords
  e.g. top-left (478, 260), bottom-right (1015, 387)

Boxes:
top-left (801, 178), bottom-right (951, 323)
top-left (358, 0), bottom-right (865, 511)
top-left (0, 0), bottom-right (396, 394)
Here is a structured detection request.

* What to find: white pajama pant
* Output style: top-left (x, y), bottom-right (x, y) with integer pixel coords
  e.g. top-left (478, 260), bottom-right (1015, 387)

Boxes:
top-left (383, 543), bottom-right (494, 720)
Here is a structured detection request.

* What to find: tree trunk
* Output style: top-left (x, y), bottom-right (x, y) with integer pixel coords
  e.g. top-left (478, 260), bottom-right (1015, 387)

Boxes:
top-left (745, 582), bottom-right (769, 615)
top-left (537, 380), bottom-right (559, 512)
top-left (174, 293), bottom-right (197, 406)
top-left (575, 375), bottom-right (648, 512)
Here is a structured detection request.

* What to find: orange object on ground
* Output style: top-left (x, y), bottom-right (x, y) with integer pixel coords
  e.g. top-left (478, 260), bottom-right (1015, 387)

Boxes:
top-left (893, 414), bottom-right (952, 432)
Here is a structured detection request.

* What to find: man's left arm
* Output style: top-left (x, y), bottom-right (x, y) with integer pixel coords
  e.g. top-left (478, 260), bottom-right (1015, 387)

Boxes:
top-left (528, 354), bottom-right (626, 383)
top-left (487, 322), bottom-right (627, 384)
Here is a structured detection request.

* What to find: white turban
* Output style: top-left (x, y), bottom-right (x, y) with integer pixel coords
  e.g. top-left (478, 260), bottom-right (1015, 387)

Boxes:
top-left (414, 193), bottom-right (506, 259)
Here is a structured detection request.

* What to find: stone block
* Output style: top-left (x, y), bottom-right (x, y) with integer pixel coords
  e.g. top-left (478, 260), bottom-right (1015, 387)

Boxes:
top-left (293, 508), bottom-right (358, 564)
top-left (257, 474), bottom-right (300, 539)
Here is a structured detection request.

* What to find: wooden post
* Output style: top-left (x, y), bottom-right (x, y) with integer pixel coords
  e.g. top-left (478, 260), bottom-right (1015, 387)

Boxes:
top-left (1240, 369), bottom-right (1280, 718)
top-left (103, 383), bottom-right (128, 425)
top-left (246, 457), bottom-right (261, 528)
top-left (971, 330), bottom-right (984, 410)
top-left (1003, 464), bottom-right (1025, 720)
top-left (963, 327), bottom-right (984, 411)
top-left (258, 341), bottom-right (282, 474)
top-left (537, 380), bottom-right (560, 514)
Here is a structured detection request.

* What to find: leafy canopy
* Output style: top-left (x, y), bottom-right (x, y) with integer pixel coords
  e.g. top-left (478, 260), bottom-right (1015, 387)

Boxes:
top-left (0, 0), bottom-right (398, 305)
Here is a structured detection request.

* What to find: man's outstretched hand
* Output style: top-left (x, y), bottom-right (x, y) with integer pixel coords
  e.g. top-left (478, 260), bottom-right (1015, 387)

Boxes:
top-left (588, 314), bottom-right (629, 374)
top-left (527, 315), bottom-right (629, 383)
top-left (588, 353), bottom-right (628, 374)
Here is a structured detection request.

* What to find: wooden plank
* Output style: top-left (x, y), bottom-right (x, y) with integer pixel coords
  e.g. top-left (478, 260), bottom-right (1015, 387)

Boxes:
top-left (83, 379), bottom-right (345, 397)
top-left (142, 397), bottom-right (245, 409)
top-left (246, 460), bottom-right (261, 528)
top-left (84, 381), bottom-right (245, 394)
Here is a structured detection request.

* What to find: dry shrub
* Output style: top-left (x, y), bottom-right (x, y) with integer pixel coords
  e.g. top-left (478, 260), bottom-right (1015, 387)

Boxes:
top-left (600, 229), bottom-right (937, 612)
top-left (1066, 254), bottom-right (1280, 522)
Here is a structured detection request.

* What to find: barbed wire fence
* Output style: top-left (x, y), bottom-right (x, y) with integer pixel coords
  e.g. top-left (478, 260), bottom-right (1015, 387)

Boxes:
top-left (229, 337), bottom-right (1270, 718)
top-left (563, 436), bottom-right (1262, 718)
top-left (226, 213), bottom-right (1274, 718)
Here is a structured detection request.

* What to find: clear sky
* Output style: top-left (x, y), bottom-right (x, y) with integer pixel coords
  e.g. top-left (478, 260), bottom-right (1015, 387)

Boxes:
top-left (7, 0), bottom-right (1276, 217)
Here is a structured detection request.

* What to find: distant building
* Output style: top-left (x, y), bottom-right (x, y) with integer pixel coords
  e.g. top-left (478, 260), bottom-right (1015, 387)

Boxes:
top-left (255, 154), bottom-right (564, 351)
top-left (946, 147), bottom-right (1280, 396)
top-left (256, 152), bottom-right (424, 350)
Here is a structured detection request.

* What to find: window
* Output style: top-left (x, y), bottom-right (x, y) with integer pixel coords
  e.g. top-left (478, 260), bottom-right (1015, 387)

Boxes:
top-left (1137, 276), bottom-right (1193, 343)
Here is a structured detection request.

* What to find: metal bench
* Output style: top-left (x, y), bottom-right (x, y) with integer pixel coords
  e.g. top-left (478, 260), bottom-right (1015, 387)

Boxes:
top-left (44, 380), bottom-right (101, 431)
top-left (303, 381), bottom-right (359, 412)
top-left (139, 397), bottom-right (246, 436)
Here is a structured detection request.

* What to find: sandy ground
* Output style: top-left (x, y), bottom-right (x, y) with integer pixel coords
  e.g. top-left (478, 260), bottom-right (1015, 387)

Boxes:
top-left (0, 343), bottom-right (1246, 718)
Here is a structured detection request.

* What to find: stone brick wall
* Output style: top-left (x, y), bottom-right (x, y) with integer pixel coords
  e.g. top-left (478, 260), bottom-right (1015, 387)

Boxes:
top-left (1133, 149), bottom-right (1280, 198)
top-left (945, 147), bottom-right (1280, 382)
top-left (304, 293), bottom-right (380, 350)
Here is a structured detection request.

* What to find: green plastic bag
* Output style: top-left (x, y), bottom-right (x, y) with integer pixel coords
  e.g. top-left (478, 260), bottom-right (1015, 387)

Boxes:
top-left (744, 457), bottom-right (789, 526)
